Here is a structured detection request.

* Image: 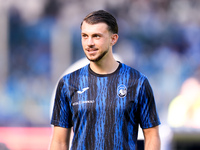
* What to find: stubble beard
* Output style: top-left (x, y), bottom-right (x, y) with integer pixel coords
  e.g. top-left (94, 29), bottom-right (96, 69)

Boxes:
top-left (85, 49), bottom-right (109, 62)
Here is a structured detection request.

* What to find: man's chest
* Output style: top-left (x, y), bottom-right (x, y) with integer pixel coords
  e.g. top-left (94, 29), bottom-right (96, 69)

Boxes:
top-left (69, 77), bottom-right (139, 120)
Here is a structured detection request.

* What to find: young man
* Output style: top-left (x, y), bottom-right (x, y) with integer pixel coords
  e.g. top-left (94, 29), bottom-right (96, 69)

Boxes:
top-left (50, 10), bottom-right (161, 150)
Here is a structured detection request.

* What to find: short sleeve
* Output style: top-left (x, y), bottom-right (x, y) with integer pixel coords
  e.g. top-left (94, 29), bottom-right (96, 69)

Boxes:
top-left (50, 78), bottom-right (73, 128)
top-left (138, 78), bottom-right (161, 129)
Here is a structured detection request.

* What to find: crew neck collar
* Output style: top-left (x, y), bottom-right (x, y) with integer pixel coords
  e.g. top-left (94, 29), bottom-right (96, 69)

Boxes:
top-left (88, 62), bottom-right (121, 77)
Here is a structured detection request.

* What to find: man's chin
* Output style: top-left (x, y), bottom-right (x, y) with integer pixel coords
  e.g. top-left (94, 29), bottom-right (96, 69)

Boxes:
top-left (85, 50), bottom-right (108, 62)
top-left (87, 57), bottom-right (99, 62)
top-left (85, 55), bottom-right (99, 62)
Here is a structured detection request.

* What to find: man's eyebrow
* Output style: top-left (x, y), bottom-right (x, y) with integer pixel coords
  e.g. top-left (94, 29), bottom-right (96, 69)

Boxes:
top-left (81, 32), bottom-right (103, 36)
top-left (93, 33), bottom-right (102, 36)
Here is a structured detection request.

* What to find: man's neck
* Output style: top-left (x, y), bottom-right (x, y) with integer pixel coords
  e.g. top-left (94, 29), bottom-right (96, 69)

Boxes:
top-left (89, 58), bottom-right (119, 75)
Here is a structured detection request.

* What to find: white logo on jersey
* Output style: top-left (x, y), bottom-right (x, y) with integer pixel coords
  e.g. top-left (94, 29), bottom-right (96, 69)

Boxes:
top-left (72, 100), bottom-right (95, 106)
top-left (77, 87), bottom-right (89, 94)
top-left (117, 84), bottom-right (127, 98)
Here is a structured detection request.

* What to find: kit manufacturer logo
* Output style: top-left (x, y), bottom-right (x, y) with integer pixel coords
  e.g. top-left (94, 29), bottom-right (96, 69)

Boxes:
top-left (77, 87), bottom-right (89, 94)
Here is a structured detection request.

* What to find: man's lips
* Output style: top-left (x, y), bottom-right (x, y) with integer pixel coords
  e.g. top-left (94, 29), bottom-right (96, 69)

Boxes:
top-left (85, 48), bottom-right (98, 54)
top-left (86, 48), bottom-right (98, 51)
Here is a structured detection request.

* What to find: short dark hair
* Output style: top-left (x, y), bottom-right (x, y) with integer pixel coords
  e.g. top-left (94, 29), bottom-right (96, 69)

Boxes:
top-left (81, 10), bottom-right (118, 34)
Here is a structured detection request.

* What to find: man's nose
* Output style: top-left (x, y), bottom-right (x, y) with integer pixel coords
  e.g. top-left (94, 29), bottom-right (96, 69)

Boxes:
top-left (87, 37), bottom-right (94, 46)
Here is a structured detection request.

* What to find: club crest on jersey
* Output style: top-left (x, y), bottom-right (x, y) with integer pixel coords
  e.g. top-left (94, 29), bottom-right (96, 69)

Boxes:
top-left (117, 84), bottom-right (127, 98)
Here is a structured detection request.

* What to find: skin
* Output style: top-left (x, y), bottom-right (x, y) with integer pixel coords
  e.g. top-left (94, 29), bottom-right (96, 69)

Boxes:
top-left (143, 126), bottom-right (161, 150)
top-left (50, 126), bottom-right (72, 150)
top-left (81, 21), bottom-right (119, 74)
top-left (50, 21), bottom-right (161, 150)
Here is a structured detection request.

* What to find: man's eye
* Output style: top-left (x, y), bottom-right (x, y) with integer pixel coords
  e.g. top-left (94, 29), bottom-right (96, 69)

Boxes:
top-left (82, 34), bottom-right (88, 38)
top-left (94, 35), bottom-right (100, 38)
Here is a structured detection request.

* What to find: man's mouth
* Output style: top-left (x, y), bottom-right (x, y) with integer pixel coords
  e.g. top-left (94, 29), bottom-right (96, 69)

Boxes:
top-left (86, 48), bottom-right (98, 54)
top-left (86, 48), bottom-right (98, 51)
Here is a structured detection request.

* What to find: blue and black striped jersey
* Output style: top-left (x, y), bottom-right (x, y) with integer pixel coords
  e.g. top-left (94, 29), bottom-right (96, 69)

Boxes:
top-left (51, 62), bottom-right (160, 150)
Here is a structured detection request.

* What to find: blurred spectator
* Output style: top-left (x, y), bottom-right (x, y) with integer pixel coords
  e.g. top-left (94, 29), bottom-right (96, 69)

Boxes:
top-left (168, 67), bottom-right (200, 128)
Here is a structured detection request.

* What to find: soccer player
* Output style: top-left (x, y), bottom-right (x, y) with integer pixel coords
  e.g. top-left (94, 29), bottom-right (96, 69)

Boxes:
top-left (50, 10), bottom-right (161, 150)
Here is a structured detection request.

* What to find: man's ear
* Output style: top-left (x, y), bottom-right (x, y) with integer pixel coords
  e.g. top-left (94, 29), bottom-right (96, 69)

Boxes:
top-left (111, 34), bottom-right (119, 46)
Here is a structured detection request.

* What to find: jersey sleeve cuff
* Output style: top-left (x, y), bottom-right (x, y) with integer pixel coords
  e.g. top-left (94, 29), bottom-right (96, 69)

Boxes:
top-left (51, 120), bottom-right (73, 128)
top-left (140, 120), bottom-right (161, 129)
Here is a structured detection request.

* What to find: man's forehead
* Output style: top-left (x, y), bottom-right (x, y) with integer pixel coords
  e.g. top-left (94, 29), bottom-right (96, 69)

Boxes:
top-left (81, 21), bottom-right (109, 32)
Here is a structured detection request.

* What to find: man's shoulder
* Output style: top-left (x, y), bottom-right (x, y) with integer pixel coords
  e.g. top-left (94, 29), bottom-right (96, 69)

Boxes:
top-left (61, 64), bottom-right (89, 80)
top-left (120, 63), bottom-right (146, 79)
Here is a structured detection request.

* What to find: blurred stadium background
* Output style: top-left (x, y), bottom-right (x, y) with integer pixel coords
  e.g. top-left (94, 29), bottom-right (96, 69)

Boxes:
top-left (0, 0), bottom-right (200, 149)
